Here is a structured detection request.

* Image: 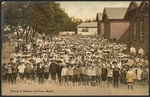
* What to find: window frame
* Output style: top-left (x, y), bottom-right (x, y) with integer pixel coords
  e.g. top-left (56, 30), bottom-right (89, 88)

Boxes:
top-left (139, 19), bottom-right (144, 42)
top-left (82, 28), bottom-right (88, 32)
top-left (133, 20), bottom-right (137, 41)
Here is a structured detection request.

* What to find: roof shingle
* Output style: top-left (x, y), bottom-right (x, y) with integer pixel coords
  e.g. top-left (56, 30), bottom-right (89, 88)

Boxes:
top-left (77, 22), bottom-right (97, 28)
top-left (104, 7), bottom-right (128, 19)
top-left (97, 13), bottom-right (103, 21)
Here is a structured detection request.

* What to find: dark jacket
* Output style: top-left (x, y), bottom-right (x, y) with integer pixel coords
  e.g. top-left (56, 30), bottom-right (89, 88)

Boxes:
top-left (101, 68), bottom-right (108, 76)
top-left (120, 69), bottom-right (126, 80)
top-left (49, 62), bottom-right (58, 73)
top-left (37, 66), bottom-right (44, 74)
top-left (113, 68), bottom-right (120, 79)
top-left (57, 65), bottom-right (63, 75)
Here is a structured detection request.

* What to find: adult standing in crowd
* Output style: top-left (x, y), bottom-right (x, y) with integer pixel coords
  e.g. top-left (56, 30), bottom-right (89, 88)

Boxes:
top-left (138, 47), bottom-right (144, 57)
top-left (43, 61), bottom-right (50, 84)
top-left (49, 60), bottom-right (58, 85)
top-left (57, 64), bottom-right (63, 85)
top-left (101, 65), bottom-right (108, 87)
top-left (113, 61), bottom-right (120, 88)
top-left (130, 45), bottom-right (136, 55)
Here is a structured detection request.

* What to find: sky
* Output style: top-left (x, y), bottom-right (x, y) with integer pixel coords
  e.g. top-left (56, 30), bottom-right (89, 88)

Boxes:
top-left (59, 1), bottom-right (131, 21)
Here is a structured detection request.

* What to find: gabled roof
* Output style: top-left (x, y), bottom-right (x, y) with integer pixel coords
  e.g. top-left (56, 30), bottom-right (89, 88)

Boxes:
top-left (135, 1), bottom-right (142, 7)
top-left (128, 1), bottom-right (142, 11)
top-left (96, 13), bottom-right (103, 21)
top-left (77, 22), bottom-right (97, 28)
top-left (104, 7), bottom-right (128, 19)
top-left (139, 1), bottom-right (149, 11)
top-left (124, 1), bottom-right (147, 19)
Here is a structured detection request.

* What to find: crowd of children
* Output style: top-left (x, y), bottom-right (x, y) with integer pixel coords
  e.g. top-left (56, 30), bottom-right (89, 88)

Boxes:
top-left (2, 35), bottom-right (149, 90)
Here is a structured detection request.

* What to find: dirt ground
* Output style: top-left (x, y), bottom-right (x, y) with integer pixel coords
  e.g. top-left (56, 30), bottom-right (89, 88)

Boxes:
top-left (2, 40), bottom-right (15, 64)
top-left (2, 78), bottom-right (149, 96)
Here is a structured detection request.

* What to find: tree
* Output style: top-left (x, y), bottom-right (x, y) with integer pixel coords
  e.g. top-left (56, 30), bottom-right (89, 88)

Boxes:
top-left (2, 1), bottom-right (83, 39)
top-left (66, 16), bottom-right (83, 31)
top-left (3, 2), bottom-right (22, 39)
top-left (3, 2), bottom-right (32, 41)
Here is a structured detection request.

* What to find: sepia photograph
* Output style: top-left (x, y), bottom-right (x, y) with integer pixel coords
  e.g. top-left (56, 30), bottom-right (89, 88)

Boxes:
top-left (1, 1), bottom-right (149, 96)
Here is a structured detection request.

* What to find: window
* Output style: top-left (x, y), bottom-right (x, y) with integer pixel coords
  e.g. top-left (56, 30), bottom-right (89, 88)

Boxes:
top-left (139, 19), bottom-right (144, 42)
top-left (82, 28), bottom-right (88, 32)
top-left (133, 20), bottom-right (137, 40)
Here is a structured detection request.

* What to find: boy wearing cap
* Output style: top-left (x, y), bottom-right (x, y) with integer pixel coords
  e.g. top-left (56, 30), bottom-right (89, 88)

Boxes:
top-left (79, 65), bottom-right (86, 87)
top-left (67, 65), bottom-right (74, 87)
top-left (141, 67), bottom-right (148, 86)
top-left (7, 62), bottom-right (13, 84)
top-left (37, 62), bottom-right (44, 84)
top-left (18, 61), bottom-right (26, 84)
top-left (90, 66), bottom-right (96, 87)
top-left (61, 65), bottom-right (68, 87)
top-left (85, 66), bottom-right (92, 87)
top-left (107, 66), bottom-right (113, 87)
top-left (120, 68), bottom-right (127, 88)
top-left (73, 65), bottom-right (80, 87)
top-left (12, 64), bottom-right (18, 84)
top-left (96, 66), bottom-right (102, 86)
top-left (25, 63), bottom-right (32, 85)
top-left (2, 63), bottom-right (8, 83)
top-left (113, 61), bottom-right (120, 88)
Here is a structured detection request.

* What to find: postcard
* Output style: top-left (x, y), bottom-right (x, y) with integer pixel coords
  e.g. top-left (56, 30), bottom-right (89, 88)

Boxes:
top-left (1, 1), bottom-right (149, 96)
